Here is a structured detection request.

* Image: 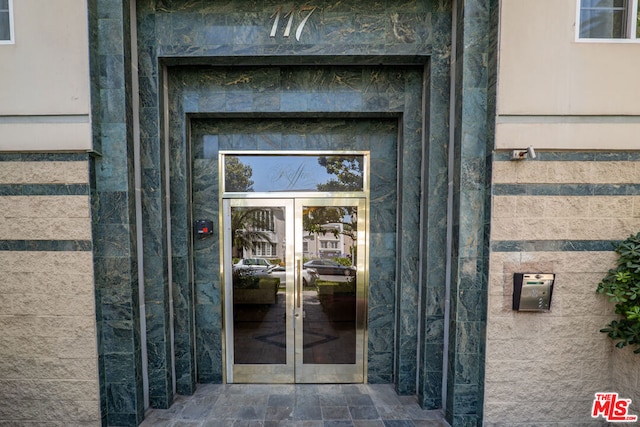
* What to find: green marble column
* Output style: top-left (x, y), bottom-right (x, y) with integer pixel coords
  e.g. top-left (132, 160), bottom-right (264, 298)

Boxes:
top-left (88, 0), bottom-right (145, 425)
top-left (445, 0), bottom-right (498, 425)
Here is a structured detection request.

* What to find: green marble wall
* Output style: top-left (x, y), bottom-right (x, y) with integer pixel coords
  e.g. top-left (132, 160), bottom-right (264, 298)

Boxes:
top-left (166, 65), bottom-right (424, 392)
top-left (188, 115), bottom-right (400, 384)
top-left (86, 0), bottom-right (499, 425)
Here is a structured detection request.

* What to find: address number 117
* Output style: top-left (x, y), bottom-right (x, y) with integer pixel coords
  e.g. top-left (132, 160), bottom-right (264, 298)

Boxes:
top-left (270, 6), bottom-right (318, 41)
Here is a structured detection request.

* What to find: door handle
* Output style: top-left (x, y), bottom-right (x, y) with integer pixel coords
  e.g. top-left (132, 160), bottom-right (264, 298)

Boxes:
top-left (297, 259), bottom-right (302, 308)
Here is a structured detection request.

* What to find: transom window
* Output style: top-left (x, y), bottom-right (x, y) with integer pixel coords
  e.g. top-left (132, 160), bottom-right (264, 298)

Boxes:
top-left (222, 153), bottom-right (365, 193)
top-left (0, 0), bottom-right (13, 44)
top-left (579, 0), bottom-right (640, 39)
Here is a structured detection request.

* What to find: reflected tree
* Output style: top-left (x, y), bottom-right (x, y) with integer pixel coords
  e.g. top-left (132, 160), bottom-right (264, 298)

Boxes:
top-left (303, 207), bottom-right (354, 240)
top-left (225, 156), bottom-right (254, 192)
top-left (307, 156), bottom-right (363, 263)
top-left (316, 156), bottom-right (363, 192)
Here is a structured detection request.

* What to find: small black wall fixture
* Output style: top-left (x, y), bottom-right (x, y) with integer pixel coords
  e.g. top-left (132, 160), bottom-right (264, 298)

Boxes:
top-left (195, 219), bottom-right (214, 237)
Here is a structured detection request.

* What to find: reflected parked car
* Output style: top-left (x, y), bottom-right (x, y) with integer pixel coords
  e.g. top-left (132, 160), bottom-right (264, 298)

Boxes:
top-left (233, 258), bottom-right (276, 272)
top-left (303, 259), bottom-right (356, 276)
top-left (267, 266), bottom-right (319, 287)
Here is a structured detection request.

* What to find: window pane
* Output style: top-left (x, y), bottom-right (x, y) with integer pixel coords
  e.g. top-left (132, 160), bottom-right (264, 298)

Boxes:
top-left (0, 1), bottom-right (8, 10)
top-left (581, 0), bottom-right (625, 7)
top-left (224, 154), bottom-right (364, 193)
top-left (580, 8), bottom-right (627, 38)
top-left (637, 0), bottom-right (640, 37)
top-left (0, 13), bottom-right (9, 41)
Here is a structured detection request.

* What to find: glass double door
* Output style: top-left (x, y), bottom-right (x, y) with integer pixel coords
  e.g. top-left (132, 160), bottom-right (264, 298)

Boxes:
top-left (223, 197), bottom-right (367, 383)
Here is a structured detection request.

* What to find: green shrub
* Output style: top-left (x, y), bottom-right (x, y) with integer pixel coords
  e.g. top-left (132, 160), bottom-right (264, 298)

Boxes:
top-left (332, 257), bottom-right (352, 266)
top-left (597, 232), bottom-right (640, 354)
top-left (232, 269), bottom-right (259, 289)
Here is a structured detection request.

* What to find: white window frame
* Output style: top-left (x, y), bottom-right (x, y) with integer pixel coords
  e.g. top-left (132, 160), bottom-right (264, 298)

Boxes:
top-left (0, 0), bottom-right (14, 45)
top-left (576, 0), bottom-right (640, 42)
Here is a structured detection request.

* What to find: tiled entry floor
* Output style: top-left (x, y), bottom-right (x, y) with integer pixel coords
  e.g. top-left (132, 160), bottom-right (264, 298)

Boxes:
top-left (140, 383), bottom-right (450, 426)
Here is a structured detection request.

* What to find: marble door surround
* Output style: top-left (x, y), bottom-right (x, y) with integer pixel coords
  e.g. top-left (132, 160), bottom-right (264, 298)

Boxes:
top-left (88, 1), bottom-right (495, 425)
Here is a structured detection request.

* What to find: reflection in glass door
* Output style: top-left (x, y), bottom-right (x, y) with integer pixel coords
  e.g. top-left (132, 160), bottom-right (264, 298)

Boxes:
top-left (295, 198), bottom-right (366, 383)
top-left (223, 198), bottom-right (366, 384)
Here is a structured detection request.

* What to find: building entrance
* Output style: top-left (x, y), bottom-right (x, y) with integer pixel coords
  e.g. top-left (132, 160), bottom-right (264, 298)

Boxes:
top-left (221, 155), bottom-right (369, 383)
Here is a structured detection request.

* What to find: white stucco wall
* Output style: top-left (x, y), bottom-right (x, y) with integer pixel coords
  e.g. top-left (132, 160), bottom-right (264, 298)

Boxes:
top-left (496, 0), bottom-right (640, 150)
top-left (0, 0), bottom-right (92, 151)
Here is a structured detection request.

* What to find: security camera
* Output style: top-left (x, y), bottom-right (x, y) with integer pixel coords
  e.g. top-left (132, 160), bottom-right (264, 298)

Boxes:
top-left (527, 145), bottom-right (536, 159)
top-left (510, 146), bottom-right (537, 161)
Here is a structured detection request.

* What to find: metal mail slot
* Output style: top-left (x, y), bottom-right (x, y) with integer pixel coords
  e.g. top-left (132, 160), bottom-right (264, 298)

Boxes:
top-left (513, 273), bottom-right (555, 311)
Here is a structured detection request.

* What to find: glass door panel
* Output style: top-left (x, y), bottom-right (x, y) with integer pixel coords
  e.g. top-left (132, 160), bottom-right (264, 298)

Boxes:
top-left (295, 198), bottom-right (366, 383)
top-left (223, 197), bottom-right (366, 383)
top-left (223, 199), bottom-right (295, 383)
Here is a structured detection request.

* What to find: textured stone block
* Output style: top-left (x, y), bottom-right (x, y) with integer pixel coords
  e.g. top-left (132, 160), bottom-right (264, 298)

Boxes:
top-left (0, 252), bottom-right (93, 274)
top-left (0, 397), bottom-right (100, 422)
top-left (0, 196), bottom-right (90, 218)
top-left (0, 379), bottom-right (99, 401)
top-left (0, 315), bottom-right (95, 338)
top-left (0, 162), bottom-right (89, 185)
top-left (0, 217), bottom-right (92, 240)
top-left (611, 346), bottom-right (640, 419)
top-left (0, 272), bottom-right (93, 295)
top-left (0, 356), bottom-right (98, 381)
top-left (491, 161), bottom-right (518, 184)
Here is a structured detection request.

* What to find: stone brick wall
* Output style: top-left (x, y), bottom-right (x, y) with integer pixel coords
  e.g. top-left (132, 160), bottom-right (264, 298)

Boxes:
top-left (0, 158), bottom-right (101, 425)
top-left (484, 156), bottom-right (640, 426)
top-left (611, 346), bottom-right (640, 425)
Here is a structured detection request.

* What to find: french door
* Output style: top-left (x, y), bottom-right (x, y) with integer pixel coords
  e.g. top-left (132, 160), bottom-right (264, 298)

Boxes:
top-left (222, 197), bottom-right (367, 383)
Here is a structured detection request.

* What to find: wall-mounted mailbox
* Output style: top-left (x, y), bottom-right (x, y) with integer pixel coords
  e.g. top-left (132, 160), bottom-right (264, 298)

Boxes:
top-left (513, 273), bottom-right (555, 311)
top-left (195, 219), bottom-right (214, 237)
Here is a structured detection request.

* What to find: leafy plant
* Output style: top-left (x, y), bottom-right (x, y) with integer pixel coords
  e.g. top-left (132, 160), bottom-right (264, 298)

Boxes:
top-left (597, 232), bottom-right (640, 353)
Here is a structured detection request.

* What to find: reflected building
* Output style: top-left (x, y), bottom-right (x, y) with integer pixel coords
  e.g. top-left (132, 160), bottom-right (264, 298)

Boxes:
top-left (304, 223), bottom-right (354, 260)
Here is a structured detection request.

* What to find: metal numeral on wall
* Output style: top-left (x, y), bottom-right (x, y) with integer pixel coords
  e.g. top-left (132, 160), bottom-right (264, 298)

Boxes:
top-left (270, 6), bottom-right (317, 41)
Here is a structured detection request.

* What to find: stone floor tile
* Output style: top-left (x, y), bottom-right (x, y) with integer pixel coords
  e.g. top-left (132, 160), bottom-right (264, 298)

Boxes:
top-left (296, 394), bottom-right (321, 406)
top-left (321, 406), bottom-right (351, 420)
top-left (403, 406), bottom-right (444, 421)
top-left (292, 405), bottom-right (323, 421)
top-left (381, 420), bottom-right (414, 427)
top-left (265, 406), bottom-right (294, 421)
top-left (141, 384), bottom-right (449, 427)
top-left (268, 394), bottom-right (296, 407)
top-left (412, 420), bottom-right (451, 427)
top-left (319, 394), bottom-right (348, 406)
top-left (353, 421), bottom-right (385, 427)
top-left (341, 384), bottom-right (367, 395)
top-left (346, 395), bottom-right (374, 406)
top-left (349, 406), bottom-right (380, 420)
top-left (235, 405), bottom-right (267, 420)
top-left (324, 421), bottom-right (355, 427)
top-left (375, 405), bottom-right (409, 420)
top-left (202, 421), bottom-right (235, 427)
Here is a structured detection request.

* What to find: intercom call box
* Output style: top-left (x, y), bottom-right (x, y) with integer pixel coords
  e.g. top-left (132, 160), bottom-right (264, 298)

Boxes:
top-left (195, 219), bottom-right (214, 236)
top-left (513, 273), bottom-right (555, 311)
